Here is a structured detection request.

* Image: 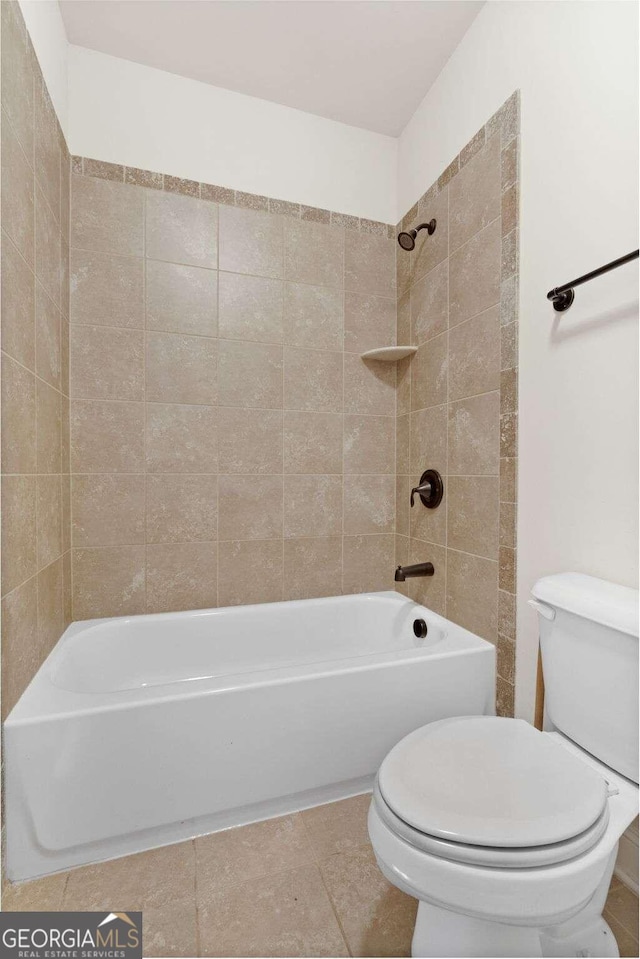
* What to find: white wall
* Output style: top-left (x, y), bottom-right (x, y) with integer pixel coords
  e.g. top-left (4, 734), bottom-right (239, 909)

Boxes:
top-left (67, 45), bottom-right (397, 223)
top-left (399, 0), bottom-right (639, 721)
top-left (18, 0), bottom-right (68, 135)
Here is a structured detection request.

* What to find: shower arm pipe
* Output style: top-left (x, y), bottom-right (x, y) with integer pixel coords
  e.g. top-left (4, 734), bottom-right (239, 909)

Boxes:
top-left (547, 249), bottom-right (639, 312)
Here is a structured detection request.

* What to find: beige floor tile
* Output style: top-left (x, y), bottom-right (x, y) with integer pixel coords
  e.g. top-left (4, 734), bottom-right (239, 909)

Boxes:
top-left (605, 879), bottom-right (639, 940)
top-left (2, 872), bottom-right (68, 911)
top-left (195, 814), bottom-right (315, 895)
top-left (143, 900), bottom-right (198, 958)
top-left (63, 841), bottom-right (195, 911)
top-left (604, 910), bottom-right (639, 958)
top-left (300, 793), bottom-right (372, 858)
top-left (198, 863), bottom-right (348, 957)
top-left (319, 843), bottom-right (417, 957)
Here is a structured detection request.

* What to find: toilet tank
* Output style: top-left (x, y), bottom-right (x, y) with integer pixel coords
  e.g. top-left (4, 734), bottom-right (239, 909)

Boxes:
top-left (532, 573), bottom-right (639, 784)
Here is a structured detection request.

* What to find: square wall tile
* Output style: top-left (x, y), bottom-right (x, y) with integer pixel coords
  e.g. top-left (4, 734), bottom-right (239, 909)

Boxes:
top-left (146, 542), bottom-right (217, 613)
top-left (146, 191), bottom-right (217, 268)
top-left (344, 292), bottom-right (396, 354)
top-left (2, 475), bottom-right (37, 595)
top-left (411, 185), bottom-right (448, 283)
top-left (2, 115), bottom-right (34, 266)
top-left (146, 403), bottom-right (218, 473)
top-left (396, 413), bottom-right (410, 475)
top-left (410, 482), bottom-right (446, 547)
top-left (37, 557), bottom-right (64, 654)
top-left (411, 259), bottom-right (448, 346)
top-left (70, 249), bottom-right (144, 329)
top-left (410, 405), bottom-right (447, 477)
top-left (344, 414), bottom-right (395, 474)
top-left (447, 476), bottom-right (499, 559)
top-left (36, 378), bottom-right (62, 473)
top-left (411, 333), bottom-right (448, 411)
top-left (219, 205), bottom-right (282, 278)
top-left (284, 411), bottom-right (342, 475)
top-left (71, 400), bottom-right (144, 473)
top-left (72, 546), bottom-right (146, 619)
top-left (219, 272), bottom-right (283, 343)
top-left (345, 233), bottom-right (395, 297)
top-left (146, 474), bottom-right (218, 543)
top-left (284, 282), bottom-right (343, 352)
top-left (35, 184), bottom-right (61, 307)
top-left (218, 474), bottom-right (283, 541)
top-left (146, 260), bottom-right (217, 336)
top-left (284, 348), bottom-right (342, 413)
top-left (2, 352), bottom-right (36, 474)
top-left (219, 340), bottom-right (283, 410)
top-left (284, 537), bottom-right (342, 601)
top-left (70, 326), bottom-right (144, 401)
top-left (35, 284), bottom-right (62, 390)
top-left (449, 306), bottom-right (500, 401)
top-left (449, 219), bottom-right (501, 328)
top-left (344, 475), bottom-right (395, 535)
top-left (344, 354), bottom-right (395, 416)
top-left (36, 474), bottom-right (63, 567)
top-left (449, 134), bottom-right (501, 253)
top-left (146, 332), bottom-right (217, 405)
top-left (2, 233), bottom-right (35, 369)
top-left (343, 534), bottom-right (395, 594)
top-left (34, 79), bottom-right (61, 223)
top-left (72, 474), bottom-right (145, 547)
top-left (218, 539), bottom-right (283, 607)
top-left (71, 175), bottom-right (144, 257)
top-left (2, 577), bottom-right (38, 719)
top-left (219, 407), bottom-right (283, 474)
top-left (284, 219), bottom-right (344, 289)
top-left (447, 548), bottom-right (498, 642)
top-left (448, 392), bottom-right (500, 476)
top-left (407, 540), bottom-right (446, 615)
top-left (284, 474), bottom-right (342, 538)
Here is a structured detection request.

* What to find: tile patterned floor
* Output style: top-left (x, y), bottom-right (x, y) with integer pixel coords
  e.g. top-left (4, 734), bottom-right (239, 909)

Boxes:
top-left (2, 794), bottom-right (639, 958)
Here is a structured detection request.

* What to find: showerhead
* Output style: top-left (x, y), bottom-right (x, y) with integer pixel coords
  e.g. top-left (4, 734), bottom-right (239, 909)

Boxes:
top-left (397, 219), bottom-right (437, 252)
top-left (398, 231), bottom-right (416, 251)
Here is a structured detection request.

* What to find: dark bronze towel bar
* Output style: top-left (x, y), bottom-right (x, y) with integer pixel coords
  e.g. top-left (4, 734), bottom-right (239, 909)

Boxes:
top-left (547, 249), bottom-right (639, 312)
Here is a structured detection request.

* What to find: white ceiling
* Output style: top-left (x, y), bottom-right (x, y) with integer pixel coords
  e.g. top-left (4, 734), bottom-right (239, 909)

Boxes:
top-left (58, 1), bottom-right (483, 137)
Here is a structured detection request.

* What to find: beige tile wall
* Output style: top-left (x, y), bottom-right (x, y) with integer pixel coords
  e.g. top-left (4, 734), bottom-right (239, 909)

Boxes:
top-left (395, 92), bottom-right (519, 717)
top-left (1, 1), bottom-right (71, 718)
top-left (68, 163), bottom-right (399, 618)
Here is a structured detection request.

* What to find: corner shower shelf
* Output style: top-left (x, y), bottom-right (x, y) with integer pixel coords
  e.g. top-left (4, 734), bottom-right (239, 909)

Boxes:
top-left (361, 346), bottom-right (418, 362)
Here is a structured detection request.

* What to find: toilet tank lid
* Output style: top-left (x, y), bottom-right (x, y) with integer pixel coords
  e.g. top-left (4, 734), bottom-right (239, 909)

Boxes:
top-left (532, 573), bottom-right (639, 638)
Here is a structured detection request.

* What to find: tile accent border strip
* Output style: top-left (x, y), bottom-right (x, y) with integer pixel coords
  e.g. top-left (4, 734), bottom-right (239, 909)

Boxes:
top-left (396, 91), bottom-right (520, 717)
top-left (70, 155), bottom-right (395, 238)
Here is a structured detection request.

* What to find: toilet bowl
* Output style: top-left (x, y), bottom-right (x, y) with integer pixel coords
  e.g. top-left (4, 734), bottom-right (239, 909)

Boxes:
top-left (368, 574), bottom-right (639, 958)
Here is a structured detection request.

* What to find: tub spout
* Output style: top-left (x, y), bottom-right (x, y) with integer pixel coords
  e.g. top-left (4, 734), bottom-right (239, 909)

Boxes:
top-left (395, 563), bottom-right (434, 582)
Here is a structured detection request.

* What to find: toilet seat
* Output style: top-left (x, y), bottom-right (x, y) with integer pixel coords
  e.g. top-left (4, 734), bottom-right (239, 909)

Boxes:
top-left (373, 780), bottom-right (610, 868)
top-left (376, 716), bottom-right (610, 868)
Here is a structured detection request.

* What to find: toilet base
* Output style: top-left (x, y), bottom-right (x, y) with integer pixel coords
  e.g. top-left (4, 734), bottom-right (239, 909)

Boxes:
top-left (411, 903), bottom-right (620, 959)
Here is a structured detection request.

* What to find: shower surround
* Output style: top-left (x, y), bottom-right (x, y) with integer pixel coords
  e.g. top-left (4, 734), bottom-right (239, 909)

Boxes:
top-left (394, 93), bottom-right (520, 716)
top-left (1, 0), bottom-right (71, 718)
top-left (68, 166), bottom-right (399, 618)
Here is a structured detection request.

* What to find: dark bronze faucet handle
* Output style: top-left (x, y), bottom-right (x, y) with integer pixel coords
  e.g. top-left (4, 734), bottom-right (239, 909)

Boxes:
top-left (410, 481), bottom-right (431, 507)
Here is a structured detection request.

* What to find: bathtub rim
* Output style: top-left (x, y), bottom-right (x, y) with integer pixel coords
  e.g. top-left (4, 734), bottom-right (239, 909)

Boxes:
top-left (5, 591), bottom-right (495, 725)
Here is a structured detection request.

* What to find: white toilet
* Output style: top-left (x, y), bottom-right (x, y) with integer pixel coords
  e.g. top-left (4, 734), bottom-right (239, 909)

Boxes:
top-left (368, 573), bottom-right (639, 958)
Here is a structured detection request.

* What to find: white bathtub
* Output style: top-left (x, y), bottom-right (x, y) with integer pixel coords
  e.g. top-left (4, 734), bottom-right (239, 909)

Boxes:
top-left (4, 591), bottom-right (495, 881)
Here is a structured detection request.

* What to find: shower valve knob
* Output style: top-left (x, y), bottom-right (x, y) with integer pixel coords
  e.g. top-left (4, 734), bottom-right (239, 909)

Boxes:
top-left (410, 470), bottom-right (444, 509)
